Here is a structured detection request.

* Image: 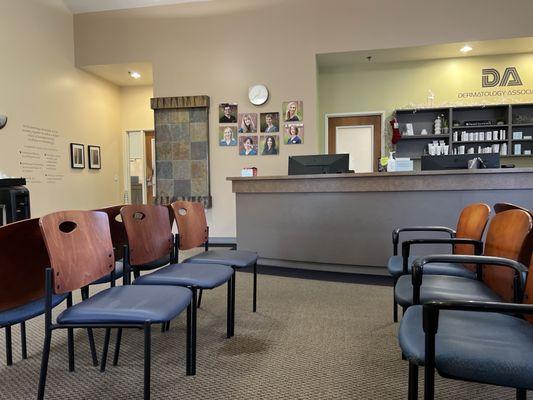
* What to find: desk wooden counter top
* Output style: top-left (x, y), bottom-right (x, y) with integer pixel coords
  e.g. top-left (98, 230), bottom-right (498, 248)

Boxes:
top-left (227, 168), bottom-right (533, 193)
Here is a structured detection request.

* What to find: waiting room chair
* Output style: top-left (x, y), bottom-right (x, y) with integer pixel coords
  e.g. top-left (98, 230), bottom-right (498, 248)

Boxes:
top-left (37, 210), bottom-right (193, 400)
top-left (171, 201), bottom-right (258, 324)
top-left (400, 252), bottom-right (533, 400)
top-left (395, 209), bottom-right (532, 310)
top-left (107, 204), bottom-right (234, 375)
top-left (0, 218), bottom-right (69, 366)
top-left (388, 203), bottom-right (490, 321)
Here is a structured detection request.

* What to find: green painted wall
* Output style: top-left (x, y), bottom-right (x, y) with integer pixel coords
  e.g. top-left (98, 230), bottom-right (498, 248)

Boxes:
top-left (317, 53), bottom-right (533, 166)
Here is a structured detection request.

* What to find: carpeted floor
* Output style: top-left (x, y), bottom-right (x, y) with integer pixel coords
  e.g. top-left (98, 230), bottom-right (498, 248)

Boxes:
top-left (0, 265), bottom-right (522, 399)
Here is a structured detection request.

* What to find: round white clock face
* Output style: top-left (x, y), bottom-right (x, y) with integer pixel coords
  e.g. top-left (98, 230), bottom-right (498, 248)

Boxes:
top-left (248, 84), bottom-right (269, 106)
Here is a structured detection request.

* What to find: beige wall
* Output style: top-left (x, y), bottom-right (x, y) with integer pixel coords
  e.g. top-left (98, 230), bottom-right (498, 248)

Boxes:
top-left (0, 0), bottom-right (124, 217)
top-left (120, 85), bottom-right (154, 133)
top-left (73, 0), bottom-right (533, 237)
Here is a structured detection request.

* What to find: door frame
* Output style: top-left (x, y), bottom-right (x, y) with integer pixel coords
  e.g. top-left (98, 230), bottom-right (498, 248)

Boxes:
top-left (324, 111), bottom-right (386, 156)
top-left (123, 130), bottom-right (150, 204)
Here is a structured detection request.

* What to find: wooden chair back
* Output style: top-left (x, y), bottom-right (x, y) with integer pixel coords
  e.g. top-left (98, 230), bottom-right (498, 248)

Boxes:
top-left (482, 209), bottom-right (532, 302)
top-left (0, 218), bottom-right (50, 312)
top-left (494, 203), bottom-right (533, 268)
top-left (39, 211), bottom-right (115, 295)
top-left (453, 203), bottom-right (491, 271)
top-left (95, 205), bottom-right (128, 261)
top-left (171, 201), bottom-right (208, 250)
top-left (120, 204), bottom-right (173, 266)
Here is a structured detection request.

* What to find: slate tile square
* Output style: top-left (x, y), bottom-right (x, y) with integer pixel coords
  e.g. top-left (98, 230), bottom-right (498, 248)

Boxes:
top-left (156, 142), bottom-right (172, 161)
top-left (175, 110), bottom-right (190, 123)
top-left (190, 122), bottom-right (208, 142)
top-left (190, 108), bottom-right (207, 123)
top-left (154, 109), bottom-right (168, 125)
top-left (191, 160), bottom-right (208, 180)
top-left (156, 161), bottom-right (173, 179)
top-left (173, 160), bottom-right (191, 180)
top-left (156, 179), bottom-right (174, 199)
top-left (172, 142), bottom-right (191, 160)
top-left (191, 142), bottom-right (208, 160)
top-left (156, 125), bottom-right (171, 143)
top-left (174, 180), bottom-right (191, 198)
top-left (191, 178), bottom-right (208, 196)
top-left (170, 123), bottom-right (190, 142)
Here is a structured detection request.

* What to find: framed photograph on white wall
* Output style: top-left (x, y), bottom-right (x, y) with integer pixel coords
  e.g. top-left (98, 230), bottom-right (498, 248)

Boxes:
top-left (88, 145), bottom-right (101, 169)
top-left (70, 143), bottom-right (85, 169)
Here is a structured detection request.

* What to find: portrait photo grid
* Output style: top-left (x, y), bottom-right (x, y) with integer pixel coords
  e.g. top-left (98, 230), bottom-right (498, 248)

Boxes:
top-left (218, 100), bottom-right (303, 156)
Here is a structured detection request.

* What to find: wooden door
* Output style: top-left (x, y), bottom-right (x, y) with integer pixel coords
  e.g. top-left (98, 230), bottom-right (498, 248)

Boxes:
top-left (328, 115), bottom-right (381, 172)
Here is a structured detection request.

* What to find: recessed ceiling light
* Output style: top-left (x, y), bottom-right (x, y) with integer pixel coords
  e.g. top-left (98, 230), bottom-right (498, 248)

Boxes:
top-left (129, 71), bottom-right (141, 79)
top-left (460, 45), bottom-right (473, 54)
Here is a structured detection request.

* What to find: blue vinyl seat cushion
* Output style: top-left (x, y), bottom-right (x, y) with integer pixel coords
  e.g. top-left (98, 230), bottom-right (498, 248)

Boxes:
top-left (57, 285), bottom-right (191, 325)
top-left (387, 255), bottom-right (476, 280)
top-left (91, 260), bottom-right (124, 285)
top-left (394, 274), bottom-right (500, 308)
top-left (399, 305), bottom-right (533, 390)
top-left (184, 250), bottom-right (258, 269)
top-left (0, 294), bottom-right (68, 326)
top-left (134, 262), bottom-right (233, 289)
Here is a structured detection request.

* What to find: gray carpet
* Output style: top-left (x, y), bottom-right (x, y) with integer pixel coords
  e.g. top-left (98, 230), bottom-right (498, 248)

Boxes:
top-left (0, 267), bottom-right (521, 399)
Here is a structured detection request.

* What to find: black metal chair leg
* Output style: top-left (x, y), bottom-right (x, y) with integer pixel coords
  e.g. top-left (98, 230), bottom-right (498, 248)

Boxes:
top-left (5, 326), bottom-right (13, 366)
top-left (408, 362), bottom-right (418, 400)
top-left (37, 329), bottom-right (52, 400)
top-left (113, 328), bottom-right (123, 366)
top-left (517, 389), bottom-right (527, 400)
top-left (253, 262), bottom-right (257, 312)
top-left (20, 322), bottom-right (27, 360)
top-left (197, 289), bottom-right (203, 309)
top-left (186, 303), bottom-right (192, 375)
top-left (67, 294), bottom-right (75, 372)
top-left (161, 323), bottom-right (166, 333)
top-left (231, 269), bottom-right (236, 337)
top-left (87, 328), bottom-right (99, 366)
top-left (100, 328), bottom-right (111, 372)
top-left (393, 277), bottom-right (399, 322)
top-left (226, 277), bottom-right (232, 338)
top-left (144, 323), bottom-right (151, 400)
top-left (191, 288), bottom-right (197, 375)
top-left (166, 321), bottom-right (170, 331)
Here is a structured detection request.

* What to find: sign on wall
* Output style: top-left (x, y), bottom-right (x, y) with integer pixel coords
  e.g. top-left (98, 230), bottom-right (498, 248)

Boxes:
top-left (458, 66), bottom-right (533, 98)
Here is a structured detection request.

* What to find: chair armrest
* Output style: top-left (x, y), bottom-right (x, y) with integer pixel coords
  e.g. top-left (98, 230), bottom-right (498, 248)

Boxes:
top-left (392, 226), bottom-right (456, 255)
top-left (401, 238), bottom-right (483, 275)
top-left (412, 255), bottom-right (527, 304)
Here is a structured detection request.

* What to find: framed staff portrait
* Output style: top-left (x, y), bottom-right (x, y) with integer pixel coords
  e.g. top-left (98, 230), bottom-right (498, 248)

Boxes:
top-left (282, 100), bottom-right (303, 122)
top-left (219, 126), bottom-right (237, 146)
top-left (219, 103), bottom-right (238, 123)
top-left (88, 145), bottom-right (101, 169)
top-left (237, 113), bottom-right (258, 134)
top-left (260, 112), bottom-right (280, 133)
top-left (70, 143), bottom-right (85, 169)
top-left (238, 135), bottom-right (258, 156)
top-left (284, 124), bottom-right (304, 145)
top-left (260, 135), bottom-right (279, 155)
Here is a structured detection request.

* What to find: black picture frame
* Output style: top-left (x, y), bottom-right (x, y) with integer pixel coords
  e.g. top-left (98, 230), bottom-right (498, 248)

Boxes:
top-left (88, 145), bottom-right (101, 170)
top-left (70, 143), bottom-right (85, 169)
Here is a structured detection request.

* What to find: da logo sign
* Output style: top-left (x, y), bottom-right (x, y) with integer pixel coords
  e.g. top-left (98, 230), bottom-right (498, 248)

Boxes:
top-left (482, 67), bottom-right (523, 87)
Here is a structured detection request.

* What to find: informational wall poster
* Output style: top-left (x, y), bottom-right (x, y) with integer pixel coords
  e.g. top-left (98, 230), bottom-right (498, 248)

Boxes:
top-left (19, 124), bottom-right (64, 184)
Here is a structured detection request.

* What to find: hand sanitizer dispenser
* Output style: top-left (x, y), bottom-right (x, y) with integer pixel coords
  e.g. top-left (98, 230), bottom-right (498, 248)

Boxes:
top-left (387, 152), bottom-right (396, 172)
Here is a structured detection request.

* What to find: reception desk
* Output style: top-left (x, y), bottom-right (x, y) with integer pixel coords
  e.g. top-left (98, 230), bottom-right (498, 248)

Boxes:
top-left (228, 168), bottom-right (533, 275)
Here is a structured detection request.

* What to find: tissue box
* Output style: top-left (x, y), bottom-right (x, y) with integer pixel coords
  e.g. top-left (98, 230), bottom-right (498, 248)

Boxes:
top-left (241, 167), bottom-right (257, 177)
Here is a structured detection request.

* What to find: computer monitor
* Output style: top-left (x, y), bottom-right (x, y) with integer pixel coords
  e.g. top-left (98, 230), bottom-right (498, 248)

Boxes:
top-left (288, 154), bottom-right (350, 175)
top-left (421, 153), bottom-right (500, 171)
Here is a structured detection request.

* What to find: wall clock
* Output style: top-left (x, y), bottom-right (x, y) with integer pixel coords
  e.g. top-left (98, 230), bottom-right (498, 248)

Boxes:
top-left (248, 84), bottom-right (269, 106)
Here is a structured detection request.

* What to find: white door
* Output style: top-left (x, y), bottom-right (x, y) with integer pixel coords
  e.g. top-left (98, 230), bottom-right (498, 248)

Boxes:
top-left (335, 125), bottom-right (373, 173)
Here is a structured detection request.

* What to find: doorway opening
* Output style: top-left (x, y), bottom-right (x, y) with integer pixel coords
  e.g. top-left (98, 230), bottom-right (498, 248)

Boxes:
top-left (124, 130), bottom-right (155, 205)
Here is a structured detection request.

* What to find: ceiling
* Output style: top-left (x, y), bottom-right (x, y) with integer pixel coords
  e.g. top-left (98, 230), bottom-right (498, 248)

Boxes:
top-left (63, 0), bottom-right (209, 14)
top-left (83, 62), bottom-right (153, 86)
top-left (317, 37), bottom-right (533, 69)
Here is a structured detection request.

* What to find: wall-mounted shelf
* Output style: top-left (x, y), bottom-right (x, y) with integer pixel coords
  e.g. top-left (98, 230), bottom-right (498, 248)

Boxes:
top-left (395, 103), bottom-right (533, 159)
